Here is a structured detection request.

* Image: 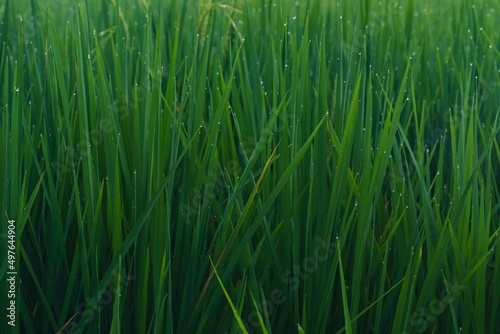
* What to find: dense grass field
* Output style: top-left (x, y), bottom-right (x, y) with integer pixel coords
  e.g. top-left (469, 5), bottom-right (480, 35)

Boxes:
top-left (1, 0), bottom-right (500, 332)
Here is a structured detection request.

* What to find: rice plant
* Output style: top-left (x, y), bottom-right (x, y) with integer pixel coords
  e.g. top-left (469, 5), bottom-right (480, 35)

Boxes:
top-left (1, 0), bottom-right (499, 333)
